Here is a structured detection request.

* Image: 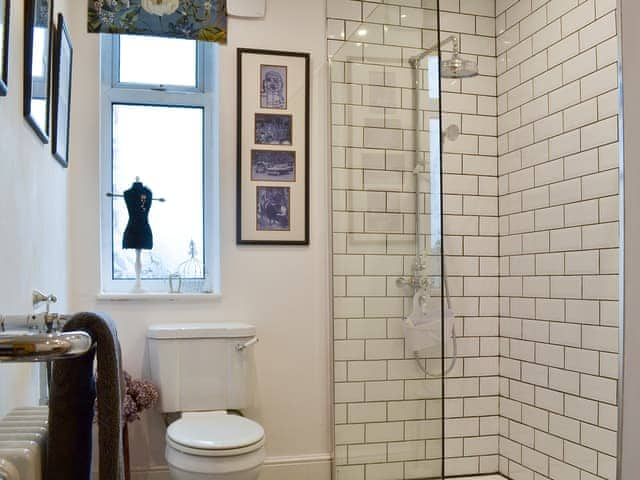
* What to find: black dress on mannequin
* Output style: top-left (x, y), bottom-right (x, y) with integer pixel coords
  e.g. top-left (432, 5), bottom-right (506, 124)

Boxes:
top-left (123, 182), bottom-right (153, 250)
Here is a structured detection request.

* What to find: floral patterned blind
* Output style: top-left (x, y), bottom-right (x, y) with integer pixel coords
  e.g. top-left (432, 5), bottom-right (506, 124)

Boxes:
top-left (88, 0), bottom-right (227, 43)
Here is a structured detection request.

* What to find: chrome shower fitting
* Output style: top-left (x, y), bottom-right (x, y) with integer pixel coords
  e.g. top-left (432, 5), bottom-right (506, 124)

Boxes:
top-left (396, 275), bottom-right (429, 290)
top-left (440, 38), bottom-right (479, 79)
top-left (409, 35), bottom-right (479, 79)
top-left (409, 35), bottom-right (457, 67)
top-left (442, 124), bottom-right (460, 143)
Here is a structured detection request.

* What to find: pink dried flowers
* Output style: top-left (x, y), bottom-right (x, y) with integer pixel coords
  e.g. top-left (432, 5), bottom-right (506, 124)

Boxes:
top-left (122, 371), bottom-right (159, 423)
top-left (95, 370), bottom-right (159, 424)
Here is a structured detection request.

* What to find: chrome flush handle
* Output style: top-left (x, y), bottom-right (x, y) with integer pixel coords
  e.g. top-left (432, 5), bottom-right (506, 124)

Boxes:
top-left (236, 337), bottom-right (259, 352)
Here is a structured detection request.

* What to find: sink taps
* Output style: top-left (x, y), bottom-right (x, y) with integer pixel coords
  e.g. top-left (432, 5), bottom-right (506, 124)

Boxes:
top-left (32, 290), bottom-right (58, 332)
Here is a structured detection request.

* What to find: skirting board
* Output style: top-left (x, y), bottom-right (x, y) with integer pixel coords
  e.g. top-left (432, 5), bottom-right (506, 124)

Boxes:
top-left (130, 454), bottom-right (332, 480)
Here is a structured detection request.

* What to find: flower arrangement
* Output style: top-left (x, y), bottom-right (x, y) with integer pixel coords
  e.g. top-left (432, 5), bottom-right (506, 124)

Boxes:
top-left (94, 371), bottom-right (158, 479)
top-left (95, 370), bottom-right (159, 423)
top-left (122, 371), bottom-right (159, 423)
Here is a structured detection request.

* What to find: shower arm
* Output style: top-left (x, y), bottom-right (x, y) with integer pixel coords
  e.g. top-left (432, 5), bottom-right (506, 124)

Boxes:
top-left (409, 35), bottom-right (458, 67)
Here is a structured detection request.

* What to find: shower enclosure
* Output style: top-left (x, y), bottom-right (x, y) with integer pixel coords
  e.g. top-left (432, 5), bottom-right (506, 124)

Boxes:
top-left (330, 0), bottom-right (623, 479)
top-left (330, 3), bottom-right (466, 478)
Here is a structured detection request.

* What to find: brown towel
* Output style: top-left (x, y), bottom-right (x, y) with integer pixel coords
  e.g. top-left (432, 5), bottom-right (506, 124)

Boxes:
top-left (47, 312), bottom-right (125, 480)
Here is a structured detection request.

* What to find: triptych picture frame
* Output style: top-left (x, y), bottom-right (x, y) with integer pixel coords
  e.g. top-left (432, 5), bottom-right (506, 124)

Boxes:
top-left (237, 49), bottom-right (310, 245)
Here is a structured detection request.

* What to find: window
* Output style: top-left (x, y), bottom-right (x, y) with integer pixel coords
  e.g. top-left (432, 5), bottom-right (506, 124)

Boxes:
top-left (100, 35), bottom-right (219, 294)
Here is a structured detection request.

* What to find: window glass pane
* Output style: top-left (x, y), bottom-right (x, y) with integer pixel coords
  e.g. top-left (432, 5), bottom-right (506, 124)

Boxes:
top-left (111, 104), bottom-right (204, 280)
top-left (118, 35), bottom-right (197, 87)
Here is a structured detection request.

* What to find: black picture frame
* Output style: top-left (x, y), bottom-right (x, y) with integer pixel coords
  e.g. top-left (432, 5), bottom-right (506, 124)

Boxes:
top-left (24, 0), bottom-right (53, 143)
top-left (52, 13), bottom-right (72, 168)
top-left (237, 48), bottom-right (310, 246)
top-left (0, 0), bottom-right (10, 96)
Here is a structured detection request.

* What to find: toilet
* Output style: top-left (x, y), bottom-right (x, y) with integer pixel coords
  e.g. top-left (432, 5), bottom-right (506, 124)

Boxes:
top-left (147, 323), bottom-right (265, 480)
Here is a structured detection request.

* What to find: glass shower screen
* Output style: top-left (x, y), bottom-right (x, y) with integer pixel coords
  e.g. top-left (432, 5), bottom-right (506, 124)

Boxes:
top-left (329, 3), bottom-right (447, 479)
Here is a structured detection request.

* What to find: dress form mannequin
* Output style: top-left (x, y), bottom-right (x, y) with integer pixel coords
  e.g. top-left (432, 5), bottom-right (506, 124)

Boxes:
top-left (123, 178), bottom-right (153, 292)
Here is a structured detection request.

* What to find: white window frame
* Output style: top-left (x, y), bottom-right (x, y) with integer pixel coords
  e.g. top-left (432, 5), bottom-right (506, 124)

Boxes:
top-left (99, 35), bottom-right (220, 295)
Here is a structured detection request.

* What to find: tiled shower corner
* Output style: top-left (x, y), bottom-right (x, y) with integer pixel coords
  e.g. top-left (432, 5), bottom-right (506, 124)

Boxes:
top-left (496, 0), bottom-right (619, 478)
top-left (329, 0), bottom-right (619, 479)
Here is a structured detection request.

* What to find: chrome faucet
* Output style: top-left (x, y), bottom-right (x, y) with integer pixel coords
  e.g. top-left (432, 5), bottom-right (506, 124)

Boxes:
top-left (32, 290), bottom-right (59, 332)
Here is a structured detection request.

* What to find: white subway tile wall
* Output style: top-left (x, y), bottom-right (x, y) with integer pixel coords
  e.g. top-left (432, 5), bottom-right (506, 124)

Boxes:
top-left (330, 0), bottom-right (619, 479)
top-left (496, 0), bottom-right (619, 479)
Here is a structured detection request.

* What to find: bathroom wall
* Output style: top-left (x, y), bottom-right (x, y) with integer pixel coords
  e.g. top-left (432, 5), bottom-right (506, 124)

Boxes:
top-left (329, 0), bottom-right (500, 478)
top-left (66, 0), bottom-right (332, 478)
top-left (496, 1), bottom-right (620, 479)
top-left (0, 0), bottom-right (74, 416)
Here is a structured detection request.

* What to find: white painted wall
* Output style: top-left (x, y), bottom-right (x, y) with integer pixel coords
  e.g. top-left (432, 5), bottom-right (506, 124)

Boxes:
top-left (0, 0), bottom-right (73, 416)
top-left (66, 0), bottom-right (332, 476)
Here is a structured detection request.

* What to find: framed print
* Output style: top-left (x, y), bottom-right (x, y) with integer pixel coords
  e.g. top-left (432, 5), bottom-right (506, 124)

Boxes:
top-left (257, 186), bottom-right (290, 231)
top-left (251, 150), bottom-right (296, 182)
top-left (52, 13), bottom-right (73, 168)
top-left (24, 0), bottom-right (54, 143)
top-left (237, 48), bottom-right (310, 245)
top-left (255, 113), bottom-right (292, 145)
top-left (0, 0), bottom-right (9, 96)
top-left (260, 64), bottom-right (287, 109)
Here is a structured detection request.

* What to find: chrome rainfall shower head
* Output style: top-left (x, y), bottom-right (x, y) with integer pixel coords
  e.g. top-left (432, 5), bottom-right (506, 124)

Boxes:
top-left (441, 52), bottom-right (479, 79)
top-left (409, 35), bottom-right (480, 79)
top-left (440, 35), bottom-right (479, 79)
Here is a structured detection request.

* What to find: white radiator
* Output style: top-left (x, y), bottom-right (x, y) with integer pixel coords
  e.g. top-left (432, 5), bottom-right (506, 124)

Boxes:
top-left (0, 407), bottom-right (48, 480)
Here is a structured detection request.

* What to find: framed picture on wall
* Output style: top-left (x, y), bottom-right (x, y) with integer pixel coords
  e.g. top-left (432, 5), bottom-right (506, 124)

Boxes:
top-left (24, 0), bottom-right (54, 143)
top-left (51, 13), bottom-right (73, 168)
top-left (0, 0), bottom-right (9, 96)
top-left (237, 49), bottom-right (310, 245)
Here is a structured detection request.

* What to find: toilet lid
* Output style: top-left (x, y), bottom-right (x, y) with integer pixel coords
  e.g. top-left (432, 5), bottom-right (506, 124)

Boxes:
top-left (168, 412), bottom-right (265, 451)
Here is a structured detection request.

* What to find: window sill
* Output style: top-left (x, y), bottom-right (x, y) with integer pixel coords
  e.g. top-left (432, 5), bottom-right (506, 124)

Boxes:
top-left (96, 292), bottom-right (221, 302)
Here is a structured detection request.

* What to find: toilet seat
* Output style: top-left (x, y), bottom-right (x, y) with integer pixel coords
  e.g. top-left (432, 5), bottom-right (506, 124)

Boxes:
top-left (167, 412), bottom-right (265, 458)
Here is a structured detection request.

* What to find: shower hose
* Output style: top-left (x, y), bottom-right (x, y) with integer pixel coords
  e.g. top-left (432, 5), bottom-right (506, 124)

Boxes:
top-left (412, 270), bottom-right (458, 378)
top-left (413, 324), bottom-right (458, 378)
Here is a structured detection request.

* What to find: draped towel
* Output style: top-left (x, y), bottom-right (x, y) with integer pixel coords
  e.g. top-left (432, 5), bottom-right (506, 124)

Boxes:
top-left (47, 312), bottom-right (125, 480)
top-left (88, 0), bottom-right (227, 43)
